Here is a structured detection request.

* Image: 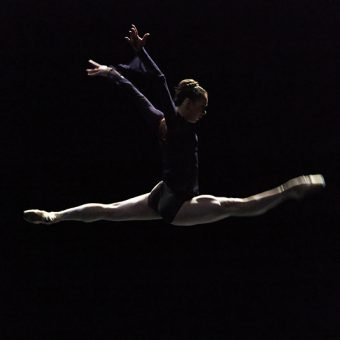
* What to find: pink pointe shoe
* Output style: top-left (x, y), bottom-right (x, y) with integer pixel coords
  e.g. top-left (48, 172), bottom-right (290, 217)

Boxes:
top-left (282, 174), bottom-right (326, 200)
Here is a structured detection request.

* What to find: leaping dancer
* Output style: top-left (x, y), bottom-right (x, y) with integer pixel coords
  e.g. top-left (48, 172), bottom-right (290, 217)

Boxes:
top-left (24, 25), bottom-right (325, 226)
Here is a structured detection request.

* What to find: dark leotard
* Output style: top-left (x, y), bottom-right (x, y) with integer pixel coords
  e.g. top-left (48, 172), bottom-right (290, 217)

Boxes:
top-left (108, 48), bottom-right (199, 222)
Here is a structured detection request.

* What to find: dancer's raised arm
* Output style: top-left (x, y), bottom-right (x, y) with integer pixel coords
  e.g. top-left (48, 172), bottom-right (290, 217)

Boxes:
top-left (124, 24), bottom-right (163, 77)
top-left (122, 25), bottom-right (175, 118)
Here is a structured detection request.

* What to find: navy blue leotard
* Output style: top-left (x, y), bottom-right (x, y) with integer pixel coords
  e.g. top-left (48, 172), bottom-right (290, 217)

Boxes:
top-left (108, 48), bottom-right (199, 222)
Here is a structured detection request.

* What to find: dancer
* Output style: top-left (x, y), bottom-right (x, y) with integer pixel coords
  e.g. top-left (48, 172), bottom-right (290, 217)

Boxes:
top-left (24, 25), bottom-right (325, 226)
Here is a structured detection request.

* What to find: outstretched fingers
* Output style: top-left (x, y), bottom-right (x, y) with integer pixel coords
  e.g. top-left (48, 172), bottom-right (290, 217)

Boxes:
top-left (141, 32), bottom-right (150, 44)
top-left (86, 59), bottom-right (105, 76)
top-left (88, 59), bottom-right (101, 67)
top-left (125, 24), bottom-right (150, 50)
top-left (86, 69), bottom-right (100, 76)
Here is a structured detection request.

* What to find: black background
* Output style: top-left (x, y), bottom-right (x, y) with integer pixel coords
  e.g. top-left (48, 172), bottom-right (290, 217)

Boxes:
top-left (2, 0), bottom-right (339, 339)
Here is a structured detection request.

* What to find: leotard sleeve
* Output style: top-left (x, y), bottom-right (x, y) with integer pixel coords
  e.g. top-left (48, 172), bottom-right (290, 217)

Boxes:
top-left (107, 71), bottom-right (164, 132)
top-left (117, 48), bottom-right (176, 123)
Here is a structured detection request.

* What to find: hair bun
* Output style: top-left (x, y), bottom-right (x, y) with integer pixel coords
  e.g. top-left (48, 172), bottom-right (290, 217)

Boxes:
top-left (173, 78), bottom-right (207, 106)
top-left (175, 79), bottom-right (199, 94)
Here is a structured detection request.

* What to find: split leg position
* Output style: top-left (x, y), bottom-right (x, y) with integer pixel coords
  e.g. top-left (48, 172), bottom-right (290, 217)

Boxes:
top-left (24, 174), bottom-right (325, 226)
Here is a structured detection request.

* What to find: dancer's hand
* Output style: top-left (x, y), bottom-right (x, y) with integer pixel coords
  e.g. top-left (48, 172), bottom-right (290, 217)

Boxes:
top-left (125, 24), bottom-right (150, 51)
top-left (86, 60), bottom-right (122, 77)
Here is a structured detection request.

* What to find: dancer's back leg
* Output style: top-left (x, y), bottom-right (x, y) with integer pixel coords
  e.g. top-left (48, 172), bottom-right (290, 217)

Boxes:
top-left (24, 190), bottom-right (162, 225)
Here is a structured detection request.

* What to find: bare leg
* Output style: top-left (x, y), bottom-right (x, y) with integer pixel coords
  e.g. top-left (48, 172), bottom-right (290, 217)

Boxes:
top-left (24, 175), bottom-right (325, 226)
top-left (172, 174), bottom-right (325, 226)
top-left (24, 184), bottom-right (163, 225)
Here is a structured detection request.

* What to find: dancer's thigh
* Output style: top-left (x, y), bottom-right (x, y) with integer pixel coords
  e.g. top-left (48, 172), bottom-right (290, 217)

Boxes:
top-left (113, 190), bottom-right (162, 221)
top-left (171, 195), bottom-right (225, 226)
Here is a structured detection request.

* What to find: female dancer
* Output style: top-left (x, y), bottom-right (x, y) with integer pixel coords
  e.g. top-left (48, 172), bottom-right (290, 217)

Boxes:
top-left (24, 25), bottom-right (325, 226)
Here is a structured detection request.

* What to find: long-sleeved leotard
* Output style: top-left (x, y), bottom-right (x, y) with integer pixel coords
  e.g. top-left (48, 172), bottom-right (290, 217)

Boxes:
top-left (116, 48), bottom-right (175, 117)
top-left (108, 48), bottom-right (199, 221)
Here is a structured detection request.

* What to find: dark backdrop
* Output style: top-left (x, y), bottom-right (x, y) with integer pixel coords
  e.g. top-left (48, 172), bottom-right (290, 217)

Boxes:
top-left (2, 0), bottom-right (339, 339)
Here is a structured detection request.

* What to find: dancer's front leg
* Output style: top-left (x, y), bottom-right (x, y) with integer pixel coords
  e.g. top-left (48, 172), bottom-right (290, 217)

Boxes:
top-left (24, 193), bottom-right (161, 224)
top-left (172, 174), bottom-right (325, 226)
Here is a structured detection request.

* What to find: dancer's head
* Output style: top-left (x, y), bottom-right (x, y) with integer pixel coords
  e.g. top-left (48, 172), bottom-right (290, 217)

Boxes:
top-left (174, 79), bottom-right (208, 123)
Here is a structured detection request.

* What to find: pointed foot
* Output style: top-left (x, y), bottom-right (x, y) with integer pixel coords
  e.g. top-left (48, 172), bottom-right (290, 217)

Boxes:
top-left (23, 209), bottom-right (57, 225)
top-left (283, 174), bottom-right (326, 200)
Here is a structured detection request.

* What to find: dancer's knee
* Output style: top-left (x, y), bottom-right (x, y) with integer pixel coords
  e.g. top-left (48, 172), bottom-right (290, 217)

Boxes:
top-left (220, 197), bottom-right (269, 217)
top-left (219, 197), bottom-right (248, 216)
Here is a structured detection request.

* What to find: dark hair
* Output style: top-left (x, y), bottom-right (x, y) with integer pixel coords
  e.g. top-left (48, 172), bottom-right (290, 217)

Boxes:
top-left (173, 79), bottom-right (207, 106)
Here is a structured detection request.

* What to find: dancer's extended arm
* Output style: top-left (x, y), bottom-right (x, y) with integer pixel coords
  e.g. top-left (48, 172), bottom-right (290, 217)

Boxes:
top-left (87, 60), bottom-right (164, 131)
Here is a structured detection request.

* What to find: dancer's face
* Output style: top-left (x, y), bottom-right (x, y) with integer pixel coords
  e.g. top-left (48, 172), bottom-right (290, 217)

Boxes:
top-left (182, 94), bottom-right (208, 123)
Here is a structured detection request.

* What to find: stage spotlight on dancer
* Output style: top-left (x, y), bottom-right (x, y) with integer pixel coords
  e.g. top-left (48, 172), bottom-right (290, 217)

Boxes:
top-left (24, 25), bottom-right (325, 226)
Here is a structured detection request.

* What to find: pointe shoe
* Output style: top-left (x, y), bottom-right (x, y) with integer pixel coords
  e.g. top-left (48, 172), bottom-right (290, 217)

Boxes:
top-left (23, 209), bottom-right (57, 225)
top-left (282, 174), bottom-right (326, 200)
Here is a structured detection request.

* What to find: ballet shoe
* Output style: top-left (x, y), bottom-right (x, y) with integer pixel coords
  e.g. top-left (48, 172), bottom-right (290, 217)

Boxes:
top-left (23, 209), bottom-right (57, 225)
top-left (282, 174), bottom-right (326, 200)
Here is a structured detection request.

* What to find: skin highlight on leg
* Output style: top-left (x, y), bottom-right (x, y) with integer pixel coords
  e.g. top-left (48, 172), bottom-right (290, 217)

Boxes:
top-left (24, 193), bottom-right (161, 224)
top-left (171, 174), bottom-right (325, 226)
top-left (171, 195), bottom-right (226, 226)
top-left (171, 188), bottom-right (289, 227)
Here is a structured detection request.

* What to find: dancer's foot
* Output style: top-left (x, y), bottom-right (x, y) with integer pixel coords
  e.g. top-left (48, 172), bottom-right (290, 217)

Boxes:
top-left (23, 209), bottom-right (57, 224)
top-left (282, 174), bottom-right (326, 200)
